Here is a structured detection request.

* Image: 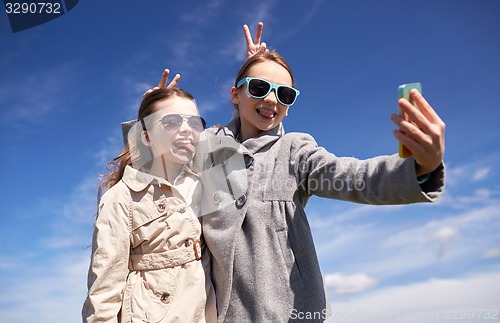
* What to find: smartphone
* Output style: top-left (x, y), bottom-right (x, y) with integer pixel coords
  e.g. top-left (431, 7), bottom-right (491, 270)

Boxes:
top-left (398, 82), bottom-right (422, 158)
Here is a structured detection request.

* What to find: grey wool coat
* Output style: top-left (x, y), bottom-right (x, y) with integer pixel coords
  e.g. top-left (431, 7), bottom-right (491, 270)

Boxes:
top-left (192, 117), bottom-right (445, 323)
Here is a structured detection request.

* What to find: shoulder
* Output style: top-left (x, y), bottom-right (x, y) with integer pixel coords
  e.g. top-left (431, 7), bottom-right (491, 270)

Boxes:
top-left (98, 180), bottom-right (131, 211)
top-left (282, 132), bottom-right (316, 143)
top-left (279, 132), bottom-right (319, 152)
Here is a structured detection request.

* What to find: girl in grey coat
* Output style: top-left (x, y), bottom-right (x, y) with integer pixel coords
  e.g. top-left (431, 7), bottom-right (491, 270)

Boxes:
top-left (191, 50), bottom-right (445, 323)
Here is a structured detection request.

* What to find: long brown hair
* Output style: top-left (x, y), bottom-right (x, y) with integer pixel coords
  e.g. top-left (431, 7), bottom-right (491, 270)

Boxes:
top-left (98, 88), bottom-right (194, 198)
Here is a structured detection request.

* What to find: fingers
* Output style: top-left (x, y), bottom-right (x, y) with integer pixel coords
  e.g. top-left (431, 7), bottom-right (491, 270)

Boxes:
top-left (158, 69), bottom-right (169, 88)
top-left (244, 21), bottom-right (264, 46)
top-left (254, 21), bottom-right (263, 44)
top-left (167, 73), bottom-right (180, 88)
top-left (260, 42), bottom-right (268, 53)
top-left (397, 98), bottom-right (430, 134)
top-left (398, 92), bottom-right (446, 137)
top-left (391, 94), bottom-right (446, 174)
top-left (411, 89), bottom-right (444, 127)
top-left (143, 69), bottom-right (180, 97)
top-left (243, 24), bottom-right (253, 47)
top-left (391, 113), bottom-right (426, 146)
top-left (143, 87), bottom-right (160, 96)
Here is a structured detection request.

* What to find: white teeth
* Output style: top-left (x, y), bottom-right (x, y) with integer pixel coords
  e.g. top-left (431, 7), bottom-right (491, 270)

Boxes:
top-left (174, 139), bottom-right (193, 144)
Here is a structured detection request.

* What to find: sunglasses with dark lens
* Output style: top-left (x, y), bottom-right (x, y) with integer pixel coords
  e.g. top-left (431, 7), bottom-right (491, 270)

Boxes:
top-left (157, 114), bottom-right (206, 132)
top-left (236, 77), bottom-right (300, 106)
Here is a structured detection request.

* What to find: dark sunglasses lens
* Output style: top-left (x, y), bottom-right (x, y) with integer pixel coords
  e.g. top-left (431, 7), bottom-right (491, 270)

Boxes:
top-left (277, 87), bottom-right (297, 105)
top-left (248, 79), bottom-right (270, 97)
top-left (187, 116), bottom-right (206, 131)
top-left (161, 115), bottom-right (182, 130)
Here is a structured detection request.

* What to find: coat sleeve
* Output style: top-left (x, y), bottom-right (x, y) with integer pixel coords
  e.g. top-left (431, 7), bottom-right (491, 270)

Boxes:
top-left (290, 133), bottom-right (445, 205)
top-left (82, 183), bottom-right (131, 323)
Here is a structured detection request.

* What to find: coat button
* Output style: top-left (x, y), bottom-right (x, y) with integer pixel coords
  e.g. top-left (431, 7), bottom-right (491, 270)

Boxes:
top-left (244, 156), bottom-right (254, 167)
top-left (213, 192), bottom-right (221, 204)
top-left (157, 203), bottom-right (166, 213)
top-left (235, 194), bottom-right (247, 208)
top-left (160, 292), bottom-right (171, 304)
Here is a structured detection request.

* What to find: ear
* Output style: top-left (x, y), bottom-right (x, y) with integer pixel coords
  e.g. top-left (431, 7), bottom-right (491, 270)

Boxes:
top-left (230, 86), bottom-right (240, 105)
top-left (285, 106), bottom-right (290, 116)
top-left (141, 131), bottom-right (152, 147)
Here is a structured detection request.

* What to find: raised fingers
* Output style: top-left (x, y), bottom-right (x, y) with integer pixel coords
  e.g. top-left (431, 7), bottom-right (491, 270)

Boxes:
top-left (243, 24), bottom-right (254, 48)
top-left (244, 22), bottom-right (264, 47)
top-left (253, 22), bottom-right (263, 45)
top-left (157, 69), bottom-right (170, 88)
top-left (143, 69), bottom-right (181, 97)
top-left (166, 73), bottom-right (181, 88)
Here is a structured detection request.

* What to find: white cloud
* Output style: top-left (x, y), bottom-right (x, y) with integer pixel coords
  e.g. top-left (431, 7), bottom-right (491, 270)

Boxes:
top-left (382, 204), bottom-right (499, 257)
top-left (439, 189), bottom-right (497, 209)
top-left (0, 166), bottom-right (100, 320)
top-left (472, 167), bottom-right (491, 181)
top-left (429, 227), bottom-right (458, 258)
top-left (0, 256), bottom-right (18, 270)
top-left (0, 250), bottom-right (90, 323)
top-left (445, 165), bottom-right (466, 186)
top-left (167, 1), bottom-right (226, 68)
top-left (279, 0), bottom-right (326, 43)
top-left (309, 198), bottom-right (500, 284)
top-left (324, 273), bottom-right (378, 295)
top-left (197, 100), bottom-right (223, 117)
top-left (483, 248), bottom-right (500, 259)
top-left (180, 0), bottom-right (223, 25)
top-left (0, 63), bottom-right (77, 126)
top-left (445, 152), bottom-right (499, 187)
top-left (218, 4), bottom-right (275, 62)
top-left (326, 271), bottom-right (500, 323)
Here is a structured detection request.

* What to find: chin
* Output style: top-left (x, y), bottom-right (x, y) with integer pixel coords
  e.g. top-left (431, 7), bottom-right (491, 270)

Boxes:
top-left (171, 153), bottom-right (194, 165)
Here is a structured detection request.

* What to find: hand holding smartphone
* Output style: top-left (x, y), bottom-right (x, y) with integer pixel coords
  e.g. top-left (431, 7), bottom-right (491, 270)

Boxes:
top-left (398, 82), bottom-right (422, 158)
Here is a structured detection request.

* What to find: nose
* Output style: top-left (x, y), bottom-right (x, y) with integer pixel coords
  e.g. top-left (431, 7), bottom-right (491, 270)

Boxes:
top-left (263, 89), bottom-right (278, 105)
top-left (178, 118), bottom-right (192, 133)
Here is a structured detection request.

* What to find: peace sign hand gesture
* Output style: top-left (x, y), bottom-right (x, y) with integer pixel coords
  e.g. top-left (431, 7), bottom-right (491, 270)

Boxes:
top-left (143, 69), bottom-right (181, 96)
top-left (244, 22), bottom-right (268, 59)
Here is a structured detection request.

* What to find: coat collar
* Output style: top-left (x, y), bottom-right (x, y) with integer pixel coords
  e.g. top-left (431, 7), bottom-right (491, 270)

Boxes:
top-left (122, 164), bottom-right (197, 192)
top-left (216, 117), bottom-right (285, 154)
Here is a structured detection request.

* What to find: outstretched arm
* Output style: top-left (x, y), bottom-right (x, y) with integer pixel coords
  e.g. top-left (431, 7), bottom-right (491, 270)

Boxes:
top-left (391, 90), bottom-right (446, 176)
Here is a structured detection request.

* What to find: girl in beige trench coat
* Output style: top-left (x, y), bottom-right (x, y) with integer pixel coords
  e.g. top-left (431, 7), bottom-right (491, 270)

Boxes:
top-left (82, 88), bottom-right (216, 323)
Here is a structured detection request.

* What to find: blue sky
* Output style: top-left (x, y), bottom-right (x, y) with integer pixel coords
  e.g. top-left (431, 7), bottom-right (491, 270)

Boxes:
top-left (1, 1), bottom-right (499, 322)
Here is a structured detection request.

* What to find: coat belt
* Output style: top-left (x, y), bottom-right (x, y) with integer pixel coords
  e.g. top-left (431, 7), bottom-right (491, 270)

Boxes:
top-left (129, 239), bottom-right (202, 270)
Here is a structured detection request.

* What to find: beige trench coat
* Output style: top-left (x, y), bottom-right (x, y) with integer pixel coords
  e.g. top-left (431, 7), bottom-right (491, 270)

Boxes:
top-left (82, 165), bottom-right (216, 323)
